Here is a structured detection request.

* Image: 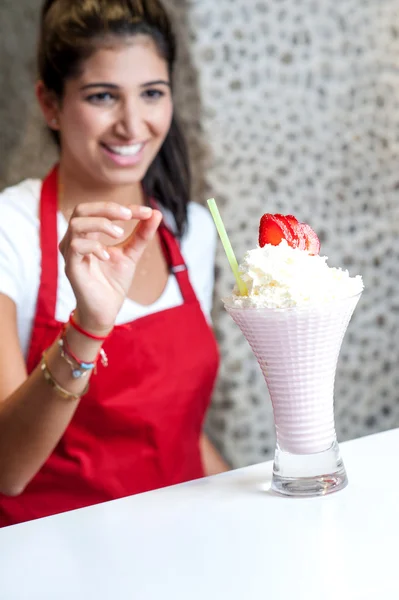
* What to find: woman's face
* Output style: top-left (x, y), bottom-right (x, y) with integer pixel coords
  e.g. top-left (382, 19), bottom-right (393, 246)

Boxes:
top-left (49, 36), bottom-right (173, 187)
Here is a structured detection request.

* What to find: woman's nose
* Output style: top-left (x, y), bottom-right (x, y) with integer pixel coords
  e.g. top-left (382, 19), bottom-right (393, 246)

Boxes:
top-left (115, 99), bottom-right (146, 140)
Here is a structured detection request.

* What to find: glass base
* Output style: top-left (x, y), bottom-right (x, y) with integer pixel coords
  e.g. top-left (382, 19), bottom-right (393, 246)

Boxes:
top-left (271, 440), bottom-right (348, 497)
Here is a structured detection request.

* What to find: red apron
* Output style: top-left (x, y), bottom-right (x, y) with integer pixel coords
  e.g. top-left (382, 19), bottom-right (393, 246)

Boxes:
top-left (0, 167), bottom-right (219, 527)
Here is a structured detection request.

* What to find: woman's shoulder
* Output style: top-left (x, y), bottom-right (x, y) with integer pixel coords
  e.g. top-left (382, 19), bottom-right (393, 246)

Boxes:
top-left (0, 179), bottom-right (42, 273)
top-left (181, 202), bottom-right (217, 272)
top-left (183, 203), bottom-right (217, 318)
top-left (0, 179), bottom-right (41, 227)
top-left (161, 201), bottom-right (216, 247)
top-left (0, 179), bottom-right (42, 309)
top-left (185, 202), bottom-right (216, 244)
top-left (186, 201), bottom-right (215, 229)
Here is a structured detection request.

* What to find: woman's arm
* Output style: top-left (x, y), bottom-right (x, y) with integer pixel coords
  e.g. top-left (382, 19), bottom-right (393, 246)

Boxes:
top-left (200, 432), bottom-right (230, 476)
top-left (0, 294), bottom-right (104, 496)
top-left (0, 202), bottom-right (162, 496)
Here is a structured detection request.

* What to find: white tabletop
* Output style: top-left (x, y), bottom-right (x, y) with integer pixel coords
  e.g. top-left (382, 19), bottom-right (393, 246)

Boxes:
top-left (0, 429), bottom-right (397, 600)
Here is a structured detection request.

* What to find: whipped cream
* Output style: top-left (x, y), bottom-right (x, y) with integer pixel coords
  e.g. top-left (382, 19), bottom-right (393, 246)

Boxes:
top-left (225, 240), bottom-right (364, 309)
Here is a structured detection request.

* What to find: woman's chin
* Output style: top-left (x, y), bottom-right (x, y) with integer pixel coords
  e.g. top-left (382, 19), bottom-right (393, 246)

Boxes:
top-left (93, 163), bottom-right (148, 187)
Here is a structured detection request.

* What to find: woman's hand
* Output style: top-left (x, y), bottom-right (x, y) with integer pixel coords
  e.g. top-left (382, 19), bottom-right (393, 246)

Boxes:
top-left (59, 202), bottom-right (163, 334)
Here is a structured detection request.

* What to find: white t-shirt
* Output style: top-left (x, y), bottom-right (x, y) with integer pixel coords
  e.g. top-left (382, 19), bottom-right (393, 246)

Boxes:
top-left (0, 179), bottom-right (217, 358)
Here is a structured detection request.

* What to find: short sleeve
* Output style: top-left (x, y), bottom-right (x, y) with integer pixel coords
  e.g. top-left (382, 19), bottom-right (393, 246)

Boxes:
top-left (0, 223), bottom-right (23, 304)
top-left (0, 180), bottom-right (41, 307)
top-left (181, 203), bottom-right (217, 321)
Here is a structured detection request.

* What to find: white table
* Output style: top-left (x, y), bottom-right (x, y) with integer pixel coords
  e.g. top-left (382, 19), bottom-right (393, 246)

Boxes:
top-left (0, 429), bottom-right (397, 600)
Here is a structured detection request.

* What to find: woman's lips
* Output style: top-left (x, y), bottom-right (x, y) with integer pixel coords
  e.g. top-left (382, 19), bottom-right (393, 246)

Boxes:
top-left (100, 142), bottom-right (146, 166)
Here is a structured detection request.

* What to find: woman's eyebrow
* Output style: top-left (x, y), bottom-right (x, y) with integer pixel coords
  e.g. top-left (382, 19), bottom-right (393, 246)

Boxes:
top-left (79, 81), bottom-right (171, 90)
top-left (79, 82), bottom-right (119, 90)
top-left (140, 80), bottom-right (171, 88)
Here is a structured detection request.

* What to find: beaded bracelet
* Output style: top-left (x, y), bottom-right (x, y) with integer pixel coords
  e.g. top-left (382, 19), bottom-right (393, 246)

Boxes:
top-left (40, 353), bottom-right (89, 401)
top-left (58, 338), bottom-right (95, 379)
top-left (58, 334), bottom-right (108, 379)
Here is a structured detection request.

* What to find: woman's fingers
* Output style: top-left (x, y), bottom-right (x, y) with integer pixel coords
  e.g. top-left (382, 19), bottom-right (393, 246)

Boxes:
top-left (123, 210), bottom-right (163, 263)
top-left (71, 202), bottom-right (151, 221)
top-left (59, 202), bottom-right (154, 256)
top-left (66, 238), bottom-right (111, 263)
top-left (68, 216), bottom-right (126, 240)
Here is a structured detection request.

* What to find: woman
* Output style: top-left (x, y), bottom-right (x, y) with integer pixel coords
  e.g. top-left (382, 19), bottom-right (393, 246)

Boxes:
top-left (0, 0), bottom-right (227, 527)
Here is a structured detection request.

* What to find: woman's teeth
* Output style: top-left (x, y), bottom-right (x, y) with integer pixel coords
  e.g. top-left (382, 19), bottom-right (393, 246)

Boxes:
top-left (106, 143), bottom-right (143, 156)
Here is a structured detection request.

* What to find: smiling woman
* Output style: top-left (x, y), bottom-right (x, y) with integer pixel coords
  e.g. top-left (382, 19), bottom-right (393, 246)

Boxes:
top-left (39, 40), bottom-right (174, 195)
top-left (0, 0), bottom-right (228, 528)
top-left (37, 0), bottom-right (184, 230)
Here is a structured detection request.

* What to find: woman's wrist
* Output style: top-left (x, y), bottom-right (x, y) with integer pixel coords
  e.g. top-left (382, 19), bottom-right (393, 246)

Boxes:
top-left (72, 308), bottom-right (114, 339)
top-left (64, 323), bottom-right (105, 365)
top-left (40, 319), bottom-right (110, 399)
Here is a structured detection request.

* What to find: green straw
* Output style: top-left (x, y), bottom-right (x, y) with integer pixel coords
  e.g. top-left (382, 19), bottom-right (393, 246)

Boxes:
top-left (207, 198), bottom-right (248, 296)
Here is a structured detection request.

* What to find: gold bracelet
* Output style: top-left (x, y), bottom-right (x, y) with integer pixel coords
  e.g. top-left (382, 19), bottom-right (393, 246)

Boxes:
top-left (40, 353), bottom-right (89, 401)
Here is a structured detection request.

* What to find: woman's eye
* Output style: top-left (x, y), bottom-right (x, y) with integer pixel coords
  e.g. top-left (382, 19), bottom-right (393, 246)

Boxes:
top-left (86, 92), bottom-right (116, 105)
top-left (142, 89), bottom-right (165, 100)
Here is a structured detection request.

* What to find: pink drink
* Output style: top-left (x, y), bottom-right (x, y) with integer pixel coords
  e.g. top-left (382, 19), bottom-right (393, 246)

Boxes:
top-left (219, 209), bottom-right (363, 496)
top-left (224, 292), bottom-right (361, 496)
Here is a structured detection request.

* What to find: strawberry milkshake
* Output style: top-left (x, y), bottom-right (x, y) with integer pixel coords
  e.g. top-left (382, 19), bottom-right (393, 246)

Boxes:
top-left (223, 214), bottom-right (363, 497)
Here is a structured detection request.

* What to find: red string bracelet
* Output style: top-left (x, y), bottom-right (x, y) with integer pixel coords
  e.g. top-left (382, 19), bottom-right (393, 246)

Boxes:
top-left (62, 332), bottom-right (108, 371)
top-left (69, 312), bottom-right (112, 341)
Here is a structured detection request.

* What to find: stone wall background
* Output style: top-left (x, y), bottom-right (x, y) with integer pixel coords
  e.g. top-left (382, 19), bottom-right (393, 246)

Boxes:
top-left (1, 0), bottom-right (399, 468)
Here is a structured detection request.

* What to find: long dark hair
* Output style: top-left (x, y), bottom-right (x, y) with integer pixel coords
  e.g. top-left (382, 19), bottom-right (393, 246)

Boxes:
top-left (38, 0), bottom-right (190, 236)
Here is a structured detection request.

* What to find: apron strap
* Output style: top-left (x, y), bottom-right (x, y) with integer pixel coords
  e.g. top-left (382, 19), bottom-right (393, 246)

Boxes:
top-left (158, 222), bottom-right (197, 304)
top-left (36, 165), bottom-right (59, 321)
top-left (26, 165), bottom-right (60, 373)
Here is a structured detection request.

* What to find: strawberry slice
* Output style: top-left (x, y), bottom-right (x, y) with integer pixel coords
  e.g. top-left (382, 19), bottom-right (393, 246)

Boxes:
top-left (273, 214), bottom-right (296, 244)
top-left (258, 213), bottom-right (320, 255)
top-left (301, 223), bottom-right (320, 255)
top-left (285, 214), bottom-right (299, 230)
top-left (283, 214), bottom-right (307, 250)
top-left (291, 224), bottom-right (307, 251)
top-left (259, 214), bottom-right (285, 247)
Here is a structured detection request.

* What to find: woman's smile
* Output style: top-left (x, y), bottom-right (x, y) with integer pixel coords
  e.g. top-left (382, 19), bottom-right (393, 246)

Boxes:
top-left (100, 141), bottom-right (147, 166)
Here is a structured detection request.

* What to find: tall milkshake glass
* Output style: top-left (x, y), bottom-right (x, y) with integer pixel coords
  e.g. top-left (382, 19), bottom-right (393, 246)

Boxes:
top-left (224, 292), bottom-right (361, 497)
